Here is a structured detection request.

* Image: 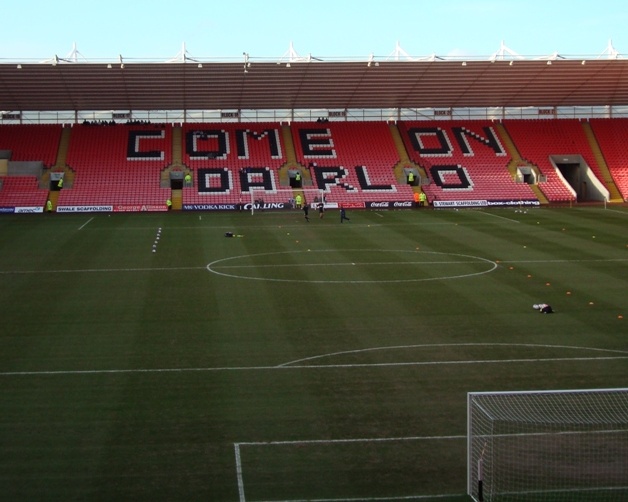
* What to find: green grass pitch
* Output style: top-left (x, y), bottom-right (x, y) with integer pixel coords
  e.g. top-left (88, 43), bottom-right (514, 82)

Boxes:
top-left (0, 206), bottom-right (627, 501)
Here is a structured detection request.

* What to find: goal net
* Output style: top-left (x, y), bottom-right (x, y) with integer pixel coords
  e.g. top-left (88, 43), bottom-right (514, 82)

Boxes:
top-left (468, 388), bottom-right (628, 502)
top-left (249, 187), bottom-right (324, 215)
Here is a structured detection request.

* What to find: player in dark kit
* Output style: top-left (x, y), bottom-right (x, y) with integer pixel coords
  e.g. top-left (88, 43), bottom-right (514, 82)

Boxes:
top-left (340, 205), bottom-right (350, 223)
top-left (303, 204), bottom-right (310, 222)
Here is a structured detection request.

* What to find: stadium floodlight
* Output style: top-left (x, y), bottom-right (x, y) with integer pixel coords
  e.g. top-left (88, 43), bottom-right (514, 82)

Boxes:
top-left (468, 388), bottom-right (628, 501)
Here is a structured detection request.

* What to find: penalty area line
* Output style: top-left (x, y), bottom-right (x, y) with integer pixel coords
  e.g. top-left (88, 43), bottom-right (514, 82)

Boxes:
top-left (236, 433), bottom-right (466, 447)
top-left (234, 435), bottom-right (466, 502)
top-left (251, 494), bottom-right (465, 502)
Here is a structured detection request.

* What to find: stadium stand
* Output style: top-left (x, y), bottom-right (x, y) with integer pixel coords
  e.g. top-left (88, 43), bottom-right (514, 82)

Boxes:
top-left (0, 124), bottom-right (62, 210)
top-left (399, 120), bottom-right (538, 204)
top-left (181, 123), bottom-right (286, 206)
top-left (292, 121), bottom-right (414, 206)
top-left (501, 119), bottom-right (606, 202)
top-left (3, 119), bottom-right (628, 210)
top-left (588, 118), bottom-right (628, 200)
top-left (0, 124), bottom-right (62, 167)
top-left (0, 176), bottom-right (48, 208)
top-left (59, 124), bottom-right (172, 208)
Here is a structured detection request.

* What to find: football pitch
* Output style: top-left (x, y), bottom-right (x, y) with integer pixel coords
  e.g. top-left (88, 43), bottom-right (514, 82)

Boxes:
top-left (1, 206), bottom-right (627, 501)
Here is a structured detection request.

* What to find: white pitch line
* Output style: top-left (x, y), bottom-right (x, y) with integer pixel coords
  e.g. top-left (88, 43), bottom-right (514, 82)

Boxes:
top-left (278, 342), bottom-right (628, 367)
top-left (2, 356), bottom-right (627, 377)
top-left (0, 266), bottom-right (206, 275)
top-left (0, 256), bottom-right (625, 276)
top-left (581, 207), bottom-right (628, 216)
top-left (498, 258), bottom-right (628, 264)
top-left (280, 355), bottom-right (628, 369)
top-left (253, 493), bottom-right (461, 501)
top-left (235, 435), bottom-right (467, 502)
top-left (477, 211), bottom-right (520, 223)
top-left (237, 434), bottom-right (466, 447)
top-left (234, 443), bottom-right (247, 502)
top-left (605, 209), bottom-right (628, 216)
top-left (214, 260), bottom-right (484, 270)
top-left (78, 217), bottom-right (94, 230)
top-left (206, 250), bottom-right (498, 283)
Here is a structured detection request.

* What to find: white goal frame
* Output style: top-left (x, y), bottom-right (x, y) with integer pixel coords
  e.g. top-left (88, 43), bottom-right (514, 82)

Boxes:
top-left (249, 187), bottom-right (324, 215)
top-left (467, 388), bottom-right (628, 502)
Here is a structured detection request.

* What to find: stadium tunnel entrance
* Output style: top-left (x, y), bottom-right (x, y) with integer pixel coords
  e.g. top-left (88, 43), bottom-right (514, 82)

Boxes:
top-left (551, 154), bottom-right (609, 202)
top-left (169, 169), bottom-right (183, 189)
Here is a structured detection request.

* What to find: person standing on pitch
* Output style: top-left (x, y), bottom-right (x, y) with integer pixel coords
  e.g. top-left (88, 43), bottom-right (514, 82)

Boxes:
top-left (318, 201), bottom-right (325, 219)
top-left (419, 191), bottom-right (427, 207)
top-left (303, 204), bottom-right (310, 222)
top-left (340, 204), bottom-right (350, 223)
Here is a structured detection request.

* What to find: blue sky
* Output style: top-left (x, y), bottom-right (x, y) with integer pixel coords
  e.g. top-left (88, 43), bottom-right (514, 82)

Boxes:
top-left (1, 0), bottom-right (626, 61)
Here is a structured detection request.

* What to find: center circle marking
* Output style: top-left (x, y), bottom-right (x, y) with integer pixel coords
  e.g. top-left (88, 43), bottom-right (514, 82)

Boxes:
top-left (206, 249), bottom-right (497, 283)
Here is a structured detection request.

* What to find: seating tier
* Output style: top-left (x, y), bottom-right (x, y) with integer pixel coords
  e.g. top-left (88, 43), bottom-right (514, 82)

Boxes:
top-left (0, 176), bottom-right (48, 207)
top-left (0, 125), bottom-right (62, 167)
top-left (182, 123), bottom-right (285, 205)
top-left (399, 120), bottom-right (536, 204)
top-left (588, 118), bottom-right (628, 200)
top-left (60, 124), bottom-right (172, 207)
top-left (292, 121), bottom-right (413, 204)
top-left (2, 120), bottom-right (627, 210)
top-left (502, 120), bottom-right (603, 202)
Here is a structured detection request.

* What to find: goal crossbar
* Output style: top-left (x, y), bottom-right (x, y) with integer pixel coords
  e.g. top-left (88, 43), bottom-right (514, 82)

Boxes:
top-left (249, 187), bottom-right (324, 214)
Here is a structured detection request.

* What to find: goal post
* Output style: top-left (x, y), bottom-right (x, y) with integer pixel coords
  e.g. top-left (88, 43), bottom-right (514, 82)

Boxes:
top-left (249, 187), bottom-right (324, 215)
top-left (467, 388), bottom-right (628, 501)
